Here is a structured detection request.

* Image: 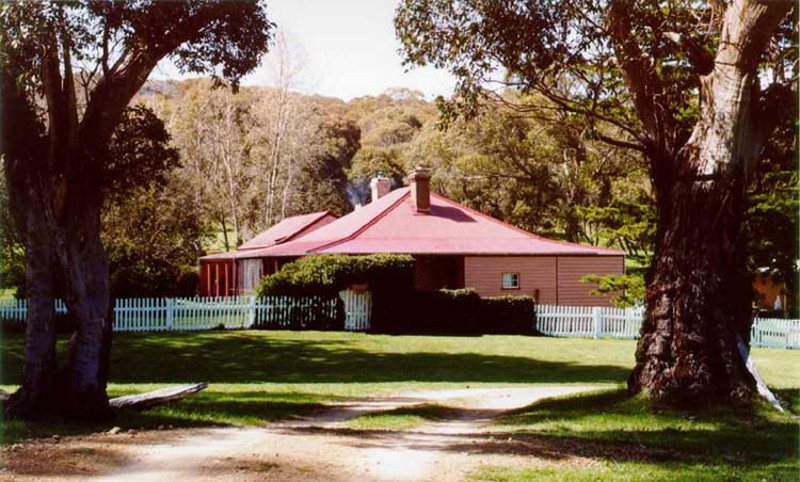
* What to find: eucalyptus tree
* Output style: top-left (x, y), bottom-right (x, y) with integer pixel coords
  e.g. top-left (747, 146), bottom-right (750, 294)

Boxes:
top-left (0, 1), bottom-right (273, 420)
top-left (396, 0), bottom-right (796, 404)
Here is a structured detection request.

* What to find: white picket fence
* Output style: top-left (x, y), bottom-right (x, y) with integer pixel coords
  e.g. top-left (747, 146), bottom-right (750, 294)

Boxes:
top-left (0, 292), bottom-right (371, 332)
top-left (2, 296), bottom-right (798, 348)
top-left (535, 304), bottom-right (800, 349)
top-left (750, 318), bottom-right (800, 349)
top-left (535, 305), bottom-right (645, 339)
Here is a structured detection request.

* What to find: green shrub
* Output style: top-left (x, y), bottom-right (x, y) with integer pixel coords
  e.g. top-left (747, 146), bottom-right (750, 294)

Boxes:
top-left (372, 288), bottom-right (534, 335)
top-left (481, 295), bottom-right (536, 334)
top-left (253, 296), bottom-right (345, 331)
top-left (256, 254), bottom-right (415, 297)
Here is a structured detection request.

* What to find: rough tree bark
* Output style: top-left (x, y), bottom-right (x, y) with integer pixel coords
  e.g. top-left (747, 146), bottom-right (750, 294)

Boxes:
top-left (625, 0), bottom-right (792, 404)
top-left (4, 29), bottom-right (160, 420)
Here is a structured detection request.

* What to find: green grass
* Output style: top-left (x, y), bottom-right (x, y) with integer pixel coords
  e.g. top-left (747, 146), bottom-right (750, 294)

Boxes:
top-left (342, 403), bottom-right (452, 430)
top-left (0, 287), bottom-right (16, 299)
top-left (1, 329), bottom-right (798, 481)
top-left (1, 331), bottom-right (636, 443)
top-left (468, 387), bottom-right (799, 481)
top-left (469, 461), bottom-right (798, 482)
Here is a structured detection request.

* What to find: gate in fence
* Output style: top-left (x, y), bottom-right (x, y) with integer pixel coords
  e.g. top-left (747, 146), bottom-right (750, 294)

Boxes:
top-left (339, 290), bottom-right (372, 331)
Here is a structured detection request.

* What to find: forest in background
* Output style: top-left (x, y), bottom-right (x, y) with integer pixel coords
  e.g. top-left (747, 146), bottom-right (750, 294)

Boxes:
top-left (0, 76), bottom-right (795, 309)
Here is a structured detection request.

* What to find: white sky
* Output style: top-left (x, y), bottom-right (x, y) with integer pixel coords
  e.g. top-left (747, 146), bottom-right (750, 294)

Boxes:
top-left (150, 0), bottom-right (456, 101)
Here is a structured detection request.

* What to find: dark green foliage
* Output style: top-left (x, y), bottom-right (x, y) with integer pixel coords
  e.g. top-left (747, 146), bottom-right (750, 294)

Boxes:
top-left (256, 254), bottom-right (415, 297)
top-left (482, 295), bottom-right (537, 335)
top-left (372, 288), bottom-right (535, 335)
top-left (253, 296), bottom-right (345, 331)
top-left (292, 119), bottom-right (360, 217)
top-left (104, 105), bottom-right (181, 199)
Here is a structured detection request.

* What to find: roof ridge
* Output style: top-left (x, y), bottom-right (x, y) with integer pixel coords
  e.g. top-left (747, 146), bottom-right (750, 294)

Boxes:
top-left (430, 193), bottom-right (625, 255)
top-left (310, 189), bottom-right (411, 253)
top-left (276, 210), bottom-right (332, 244)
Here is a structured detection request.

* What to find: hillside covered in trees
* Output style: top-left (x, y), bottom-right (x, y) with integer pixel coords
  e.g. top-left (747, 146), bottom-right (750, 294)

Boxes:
top-left (1, 78), bottom-right (794, 310)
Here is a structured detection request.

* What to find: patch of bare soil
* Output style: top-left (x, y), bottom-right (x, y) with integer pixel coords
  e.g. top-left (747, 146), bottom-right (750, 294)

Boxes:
top-left (0, 386), bottom-right (602, 482)
top-left (0, 431), bottom-right (172, 481)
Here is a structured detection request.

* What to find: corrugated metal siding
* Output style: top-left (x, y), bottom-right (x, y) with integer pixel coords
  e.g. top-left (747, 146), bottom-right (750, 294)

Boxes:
top-left (464, 256), bottom-right (557, 303)
top-left (556, 256), bottom-right (625, 306)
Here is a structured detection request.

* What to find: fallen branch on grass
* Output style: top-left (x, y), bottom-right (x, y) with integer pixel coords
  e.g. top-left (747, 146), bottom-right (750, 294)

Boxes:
top-left (109, 383), bottom-right (208, 410)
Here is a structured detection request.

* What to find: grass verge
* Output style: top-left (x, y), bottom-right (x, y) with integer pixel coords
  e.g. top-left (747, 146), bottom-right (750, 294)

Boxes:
top-left (341, 403), bottom-right (454, 430)
top-left (467, 387), bottom-right (799, 481)
top-left (1, 328), bottom-right (798, 465)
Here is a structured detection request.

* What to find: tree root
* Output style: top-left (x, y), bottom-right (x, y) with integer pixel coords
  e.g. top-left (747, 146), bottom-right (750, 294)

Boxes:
top-left (736, 335), bottom-right (785, 413)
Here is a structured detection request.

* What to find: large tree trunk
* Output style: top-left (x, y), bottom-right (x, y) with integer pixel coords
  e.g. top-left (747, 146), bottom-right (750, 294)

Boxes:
top-left (628, 168), bottom-right (755, 403)
top-left (3, 178), bottom-right (59, 419)
top-left (57, 180), bottom-right (113, 419)
top-left (628, 0), bottom-right (790, 404)
top-left (4, 163), bottom-right (113, 420)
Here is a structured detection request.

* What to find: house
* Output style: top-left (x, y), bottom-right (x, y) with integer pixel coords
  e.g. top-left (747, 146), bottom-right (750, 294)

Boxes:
top-left (199, 167), bottom-right (625, 305)
top-left (753, 271), bottom-right (789, 315)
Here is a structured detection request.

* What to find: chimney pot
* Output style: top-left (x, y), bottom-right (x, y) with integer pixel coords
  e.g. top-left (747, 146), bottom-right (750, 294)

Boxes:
top-left (370, 176), bottom-right (391, 203)
top-left (408, 166), bottom-right (432, 213)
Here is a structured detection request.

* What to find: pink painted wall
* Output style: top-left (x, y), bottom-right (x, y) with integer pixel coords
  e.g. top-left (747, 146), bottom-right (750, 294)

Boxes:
top-left (556, 256), bottom-right (624, 306)
top-left (463, 255), bottom-right (624, 306)
top-left (464, 256), bottom-right (557, 303)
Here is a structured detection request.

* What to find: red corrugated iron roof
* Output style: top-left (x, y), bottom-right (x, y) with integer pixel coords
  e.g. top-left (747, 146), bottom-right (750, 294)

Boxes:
top-left (235, 188), bottom-right (623, 257)
top-left (200, 211), bottom-right (335, 260)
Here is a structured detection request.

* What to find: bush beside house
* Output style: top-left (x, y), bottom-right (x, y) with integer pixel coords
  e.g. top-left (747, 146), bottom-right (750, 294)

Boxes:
top-left (372, 288), bottom-right (535, 335)
top-left (257, 255), bottom-right (535, 335)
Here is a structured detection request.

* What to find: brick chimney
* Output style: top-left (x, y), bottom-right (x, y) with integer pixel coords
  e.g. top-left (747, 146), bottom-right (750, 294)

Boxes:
top-left (370, 175), bottom-right (391, 203)
top-left (408, 166), bottom-right (432, 213)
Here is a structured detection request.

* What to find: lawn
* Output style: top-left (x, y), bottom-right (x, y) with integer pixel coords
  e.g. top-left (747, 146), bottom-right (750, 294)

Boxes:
top-left (1, 329), bottom-right (798, 480)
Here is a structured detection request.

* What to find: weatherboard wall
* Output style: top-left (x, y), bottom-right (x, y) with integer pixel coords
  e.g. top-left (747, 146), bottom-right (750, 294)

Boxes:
top-left (463, 255), bottom-right (624, 306)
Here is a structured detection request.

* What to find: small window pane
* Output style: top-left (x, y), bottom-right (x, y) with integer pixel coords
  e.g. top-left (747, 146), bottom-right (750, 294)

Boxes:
top-left (502, 273), bottom-right (520, 289)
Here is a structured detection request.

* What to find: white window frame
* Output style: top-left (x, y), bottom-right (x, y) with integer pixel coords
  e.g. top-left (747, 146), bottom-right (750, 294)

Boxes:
top-left (502, 272), bottom-right (520, 290)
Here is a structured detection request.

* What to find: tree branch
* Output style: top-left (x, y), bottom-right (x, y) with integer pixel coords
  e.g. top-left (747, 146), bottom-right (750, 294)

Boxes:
top-left (607, 0), bottom-right (668, 150)
top-left (663, 32), bottom-right (715, 75)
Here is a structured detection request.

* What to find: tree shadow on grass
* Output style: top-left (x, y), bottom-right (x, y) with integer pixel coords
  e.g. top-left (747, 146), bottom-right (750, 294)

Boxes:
top-left (281, 388), bottom-right (798, 474)
top-left (0, 390), bottom-right (336, 445)
top-left (491, 388), bottom-right (799, 465)
top-left (125, 333), bottom-right (629, 385)
top-left (3, 331), bottom-right (633, 386)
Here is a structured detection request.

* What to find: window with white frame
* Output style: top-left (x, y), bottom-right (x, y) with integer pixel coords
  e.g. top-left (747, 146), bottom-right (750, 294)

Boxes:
top-left (502, 273), bottom-right (520, 290)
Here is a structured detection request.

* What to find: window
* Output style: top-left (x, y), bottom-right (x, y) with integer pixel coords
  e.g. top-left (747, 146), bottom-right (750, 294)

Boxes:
top-left (502, 273), bottom-right (520, 290)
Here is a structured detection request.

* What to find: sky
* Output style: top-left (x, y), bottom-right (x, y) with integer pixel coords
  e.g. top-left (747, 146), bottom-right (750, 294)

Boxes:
top-left (150, 0), bottom-right (456, 101)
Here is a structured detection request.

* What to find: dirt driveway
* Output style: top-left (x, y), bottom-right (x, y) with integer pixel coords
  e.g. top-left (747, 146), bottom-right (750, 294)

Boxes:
top-left (1, 386), bottom-right (599, 482)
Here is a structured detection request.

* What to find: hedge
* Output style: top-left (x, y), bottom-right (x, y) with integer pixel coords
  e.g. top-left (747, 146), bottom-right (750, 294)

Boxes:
top-left (371, 288), bottom-right (535, 335)
top-left (256, 254), bottom-right (415, 297)
top-left (256, 254), bottom-right (535, 335)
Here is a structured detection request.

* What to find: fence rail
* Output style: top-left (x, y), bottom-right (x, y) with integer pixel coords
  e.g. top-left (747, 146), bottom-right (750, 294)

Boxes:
top-left (1, 296), bottom-right (798, 349)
